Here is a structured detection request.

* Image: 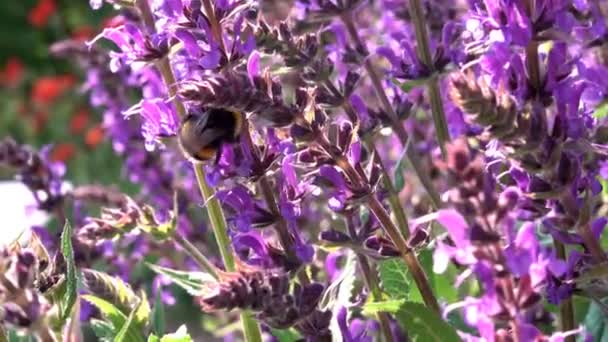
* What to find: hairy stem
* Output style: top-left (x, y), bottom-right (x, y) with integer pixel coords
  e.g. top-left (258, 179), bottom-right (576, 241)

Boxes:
top-left (367, 196), bottom-right (440, 312)
top-left (136, 1), bottom-right (263, 341)
top-left (194, 160), bottom-right (263, 342)
top-left (311, 123), bottom-right (439, 311)
top-left (364, 137), bottom-right (411, 237)
top-left (347, 218), bottom-right (394, 342)
top-left (173, 233), bottom-right (219, 279)
top-left (406, 0), bottom-right (450, 157)
top-left (554, 240), bottom-right (575, 342)
top-left (338, 16), bottom-right (442, 208)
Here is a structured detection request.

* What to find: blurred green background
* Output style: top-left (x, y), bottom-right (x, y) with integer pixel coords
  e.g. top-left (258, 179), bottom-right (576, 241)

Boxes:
top-left (0, 0), bottom-right (130, 187)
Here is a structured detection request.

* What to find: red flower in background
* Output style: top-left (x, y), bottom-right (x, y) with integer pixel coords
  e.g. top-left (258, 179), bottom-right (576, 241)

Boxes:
top-left (51, 143), bottom-right (76, 162)
top-left (70, 109), bottom-right (91, 134)
top-left (85, 125), bottom-right (105, 148)
top-left (28, 0), bottom-right (56, 28)
top-left (0, 58), bottom-right (24, 87)
top-left (31, 75), bottom-right (74, 105)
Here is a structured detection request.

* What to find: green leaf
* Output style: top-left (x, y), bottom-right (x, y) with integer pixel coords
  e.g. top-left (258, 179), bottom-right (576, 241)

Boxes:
top-left (363, 299), bottom-right (407, 314)
top-left (364, 300), bottom-right (460, 342)
top-left (83, 295), bottom-right (146, 342)
top-left (377, 259), bottom-right (411, 299)
top-left (270, 328), bottom-right (302, 342)
top-left (60, 221), bottom-right (78, 321)
top-left (146, 263), bottom-right (215, 296)
top-left (82, 268), bottom-right (139, 315)
top-left (152, 288), bottom-right (166, 336)
top-left (408, 250), bottom-right (435, 303)
top-left (594, 101), bottom-right (608, 119)
top-left (115, 302), bottom-right (139, 342)
top-left (90, 319), bottom-right (115, 341)
top-left (134, 290), bottom-right (151, 329)
top-left (582, 299), bottom-right (608, 341)
top-left (148, 335), bottom-right (161, 342)
top-left (6, 330), bottom-right (34, 342)
top-left (160, 325), bottom-right (193, 342)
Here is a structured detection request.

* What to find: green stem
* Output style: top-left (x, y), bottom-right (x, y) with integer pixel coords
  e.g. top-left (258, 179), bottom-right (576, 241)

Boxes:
top-left (193, 167), bottom-right (235, 269)
top-left (554, 240), bottom-right (575, 342)
top-left (358, 254), bottom-right (395, 342)
top-left (194, 158), bottom-right (263, 342)
top-left (316, 130), bottom-right (439, 312)
top-left (364, 136), bottom-right (411, 237)
top-left (367, 195), bottom-right (440, 312)
top-left (406, 0), bottom-right (450, 157)
top-left (0, 323), bottom-right (7, 342)
top-left (347, 218), bottom-right (394, 342)
top-left (135, 1), bottom-right (264, 340)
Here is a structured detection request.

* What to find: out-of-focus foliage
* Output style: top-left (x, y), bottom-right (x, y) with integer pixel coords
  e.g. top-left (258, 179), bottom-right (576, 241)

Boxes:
top-left (0, 1), bottom-right (132, 188)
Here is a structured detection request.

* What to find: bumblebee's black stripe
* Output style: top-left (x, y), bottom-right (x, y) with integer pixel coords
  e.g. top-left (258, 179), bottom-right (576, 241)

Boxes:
top-left (179, 108), bottom-right (243, 162)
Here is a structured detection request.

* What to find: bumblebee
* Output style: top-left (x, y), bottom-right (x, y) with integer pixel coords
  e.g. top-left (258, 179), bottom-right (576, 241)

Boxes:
top-left (177, 107), bottom-right (243, 163)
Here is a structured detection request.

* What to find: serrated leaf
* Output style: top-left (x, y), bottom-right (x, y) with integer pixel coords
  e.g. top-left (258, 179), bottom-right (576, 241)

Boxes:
top-left (408, 250), bottom-right (435, 303)
top-left (364, 300), bottom-right (460, 342)
top-left (270, 328), bottom-right (302, 342)
top-left (90, 319), bottom-right (114, 341)
top-left (378, 259), bottom-right (411, 299)
top-left (160, 325), bottom-right (193, 342)
top-left (152, 289), bottom-right (166, 336)
top-left (82, 269), bottom-right (138, 315)
top-left (83, 295), bottom-right (146, 342)
top-left (60, 221), bottom-right (78, 321)
top-left (146, 263), bottom-right (215, 296)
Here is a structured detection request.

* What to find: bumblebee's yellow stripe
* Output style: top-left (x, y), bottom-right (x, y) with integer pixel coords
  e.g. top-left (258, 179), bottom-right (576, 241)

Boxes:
top-left (195, 146), bottom-right (218, 161)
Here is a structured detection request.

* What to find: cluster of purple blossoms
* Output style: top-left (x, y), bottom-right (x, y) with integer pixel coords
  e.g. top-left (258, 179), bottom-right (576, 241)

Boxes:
top-left (5, 0), bottom-right (608, 341)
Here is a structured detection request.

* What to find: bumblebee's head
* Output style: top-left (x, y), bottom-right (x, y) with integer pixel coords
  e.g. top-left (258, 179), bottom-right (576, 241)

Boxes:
top-left (177, 107), bottom-right (243, 163)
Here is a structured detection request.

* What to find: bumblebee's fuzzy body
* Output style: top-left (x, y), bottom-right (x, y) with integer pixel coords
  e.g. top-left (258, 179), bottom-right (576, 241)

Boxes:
top-left (178, 108), bottom-right (243, 163)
